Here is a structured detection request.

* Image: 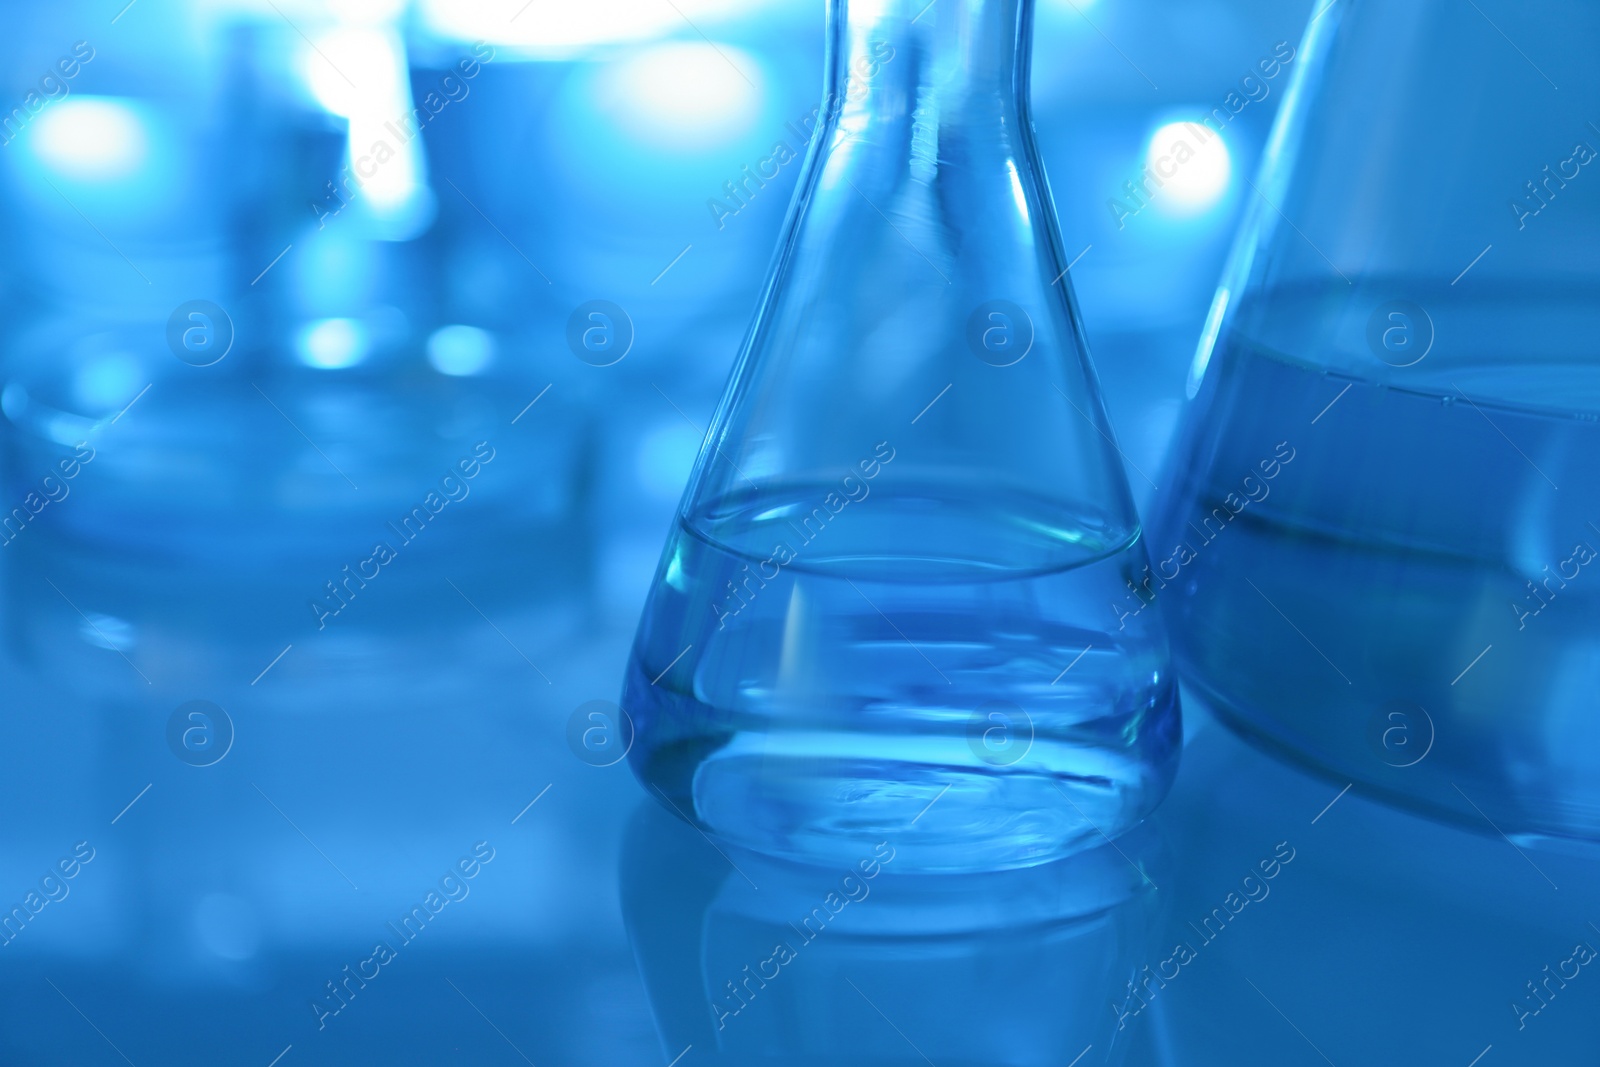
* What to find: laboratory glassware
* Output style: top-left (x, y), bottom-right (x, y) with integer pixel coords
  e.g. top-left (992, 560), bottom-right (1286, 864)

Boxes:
top-left (624, 0), bottom-right (1180, 871)
top-left (1153, 0), bottom-right (1600, 839)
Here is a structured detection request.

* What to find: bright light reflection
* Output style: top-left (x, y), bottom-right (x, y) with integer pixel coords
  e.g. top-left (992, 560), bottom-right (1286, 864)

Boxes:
top-left (1145, 121), bottom-right (1231, 214)
top-left (592, 42), bottom-right (763, 152)
top-left (419, 0), bottom-right (769, 51)
top-left (305, 26), bottom-right (403, 119)
top-left (305, 24), bottom-right (430, 236)
top-left (1005, 159), bottom-right (1029, 223)
top-left (30, 99), bottom-right (148, 181)
top-left (298, 318), bottom-right (370, 370)
top-left (325, 0), bottom-right (406, 23)
top-left (427, 325), bottom-right (495, 377)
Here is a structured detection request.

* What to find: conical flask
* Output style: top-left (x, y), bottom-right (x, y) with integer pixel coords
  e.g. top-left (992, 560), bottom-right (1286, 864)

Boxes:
top-left (1153, 1), bottom-right (1600, 838)
top-left (623, 0), bottom-right (1180, 872)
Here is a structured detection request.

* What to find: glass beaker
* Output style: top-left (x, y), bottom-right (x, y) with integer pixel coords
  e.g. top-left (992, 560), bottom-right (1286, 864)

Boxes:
top-left (1153, 0), bottom-right (1600, 839)
top-left (623, 0), bottom-right (1181, 872)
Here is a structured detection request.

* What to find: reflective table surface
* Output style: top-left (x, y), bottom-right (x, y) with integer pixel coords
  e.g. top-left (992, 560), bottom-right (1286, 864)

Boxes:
top-left (2, 559), bottom-right (1595, 1067)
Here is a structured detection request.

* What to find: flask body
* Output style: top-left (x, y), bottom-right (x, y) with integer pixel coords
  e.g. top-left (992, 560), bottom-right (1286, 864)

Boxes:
top-left (625, 0), bottom-right (1180, 870)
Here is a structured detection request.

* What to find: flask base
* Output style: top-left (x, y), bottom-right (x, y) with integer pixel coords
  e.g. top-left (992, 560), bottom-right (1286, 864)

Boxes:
top-left (629, 714), bottom-right (1177, 873)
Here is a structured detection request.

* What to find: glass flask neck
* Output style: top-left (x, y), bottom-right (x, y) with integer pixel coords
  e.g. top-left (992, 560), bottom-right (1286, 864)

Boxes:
top-left (826, 0), bottom-right (1032, 139)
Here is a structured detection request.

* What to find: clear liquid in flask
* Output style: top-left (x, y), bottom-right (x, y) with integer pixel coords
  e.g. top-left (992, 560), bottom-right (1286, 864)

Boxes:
top-left (625, 479), bottom-right (1179, 872)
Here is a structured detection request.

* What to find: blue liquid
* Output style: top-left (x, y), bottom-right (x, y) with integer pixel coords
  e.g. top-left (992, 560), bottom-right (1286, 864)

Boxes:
top-left (624, 481), bottom-right (1180, 872)
top-left (1157, 296), bottom-right (1600, 840)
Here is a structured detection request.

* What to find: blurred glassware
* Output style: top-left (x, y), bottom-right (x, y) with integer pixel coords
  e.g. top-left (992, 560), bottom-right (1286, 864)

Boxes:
top-left (1153, 0), bottom-right (1600, 839)
top-left (624, 0), bottom-right (1181, 872)
top-left (620, 798), bottom-right (1168, 1067)
top-left (0, 14), bottom-right (588, 616)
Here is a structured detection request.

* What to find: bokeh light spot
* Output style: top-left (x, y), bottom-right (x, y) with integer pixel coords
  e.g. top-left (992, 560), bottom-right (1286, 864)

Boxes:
top-left (592, 42), bottom-right (763, 152)
top-left (427, 325), bottom-right (496, 377)
top-left (1146, 120), bottom-right (1231, 214)
top-left (31, 98), bottom-right (148, 181)
top-left (298, 318), bottom-right (370, 370)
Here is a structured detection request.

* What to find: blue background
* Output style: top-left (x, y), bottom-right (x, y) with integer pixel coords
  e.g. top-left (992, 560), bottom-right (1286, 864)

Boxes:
top-left (0, 0), bottom-right (1595, 1064)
